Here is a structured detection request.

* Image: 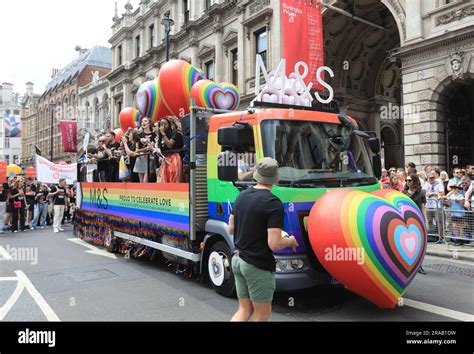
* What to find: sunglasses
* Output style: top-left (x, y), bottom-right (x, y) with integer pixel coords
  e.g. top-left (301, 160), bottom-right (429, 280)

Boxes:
top-left (406, 179), bottom-right (413, 182)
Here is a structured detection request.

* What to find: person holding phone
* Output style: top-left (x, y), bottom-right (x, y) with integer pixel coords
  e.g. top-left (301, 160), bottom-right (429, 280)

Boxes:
top-left (228, 158), bottom-right (298, 322)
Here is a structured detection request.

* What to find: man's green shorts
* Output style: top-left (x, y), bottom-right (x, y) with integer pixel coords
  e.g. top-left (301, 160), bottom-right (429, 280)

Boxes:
top-left (231, 254), bottom-right (276, 303)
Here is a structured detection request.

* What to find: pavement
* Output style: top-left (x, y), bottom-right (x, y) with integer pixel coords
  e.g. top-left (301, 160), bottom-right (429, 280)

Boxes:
top-left (0, 224), bottom-right (473, 322)
top-left (426, 242), bottom-right (474, 262)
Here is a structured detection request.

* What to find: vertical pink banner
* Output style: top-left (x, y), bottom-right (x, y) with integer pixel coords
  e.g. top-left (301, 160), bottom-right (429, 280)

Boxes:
top-left (281, 0), bottom-right (324, 91)
top-left (60, 121), bottom-right (78, 153)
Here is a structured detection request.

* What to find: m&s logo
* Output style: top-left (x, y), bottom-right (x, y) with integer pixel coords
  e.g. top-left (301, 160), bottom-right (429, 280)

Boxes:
top-left (90, 188), bottom-right (109, 210)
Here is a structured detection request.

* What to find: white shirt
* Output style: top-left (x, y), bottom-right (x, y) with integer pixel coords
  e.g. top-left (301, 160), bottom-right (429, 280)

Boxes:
top-left (423, 181), bottom-right (444, 209)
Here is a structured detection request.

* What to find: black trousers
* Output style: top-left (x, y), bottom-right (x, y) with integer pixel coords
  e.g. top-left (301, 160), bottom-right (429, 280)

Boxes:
top-left (12, 206), bottom-right (26, 232)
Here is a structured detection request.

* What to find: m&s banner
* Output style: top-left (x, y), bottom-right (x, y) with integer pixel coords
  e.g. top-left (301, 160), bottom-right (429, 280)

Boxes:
top-left (60, 121), bottom-right (78, 153)
top-left (35, 155), bottom-right (77, 184)
top-left (281, 0), bottom-right (324, 90)
top-left (80, 183), bottom-right (190, 235)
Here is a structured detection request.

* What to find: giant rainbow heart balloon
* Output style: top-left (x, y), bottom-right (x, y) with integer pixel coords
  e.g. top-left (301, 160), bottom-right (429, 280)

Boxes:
top-left (136, 79), bottom-right (172, 123)
top-left (190, 80), bottom-right (240, 110)
top-left (308, 189), bottom-right (427, 309)
top-left (119, 107), bottom-right (142, 131)
top-left (157, 60), bottom-right (205, 119)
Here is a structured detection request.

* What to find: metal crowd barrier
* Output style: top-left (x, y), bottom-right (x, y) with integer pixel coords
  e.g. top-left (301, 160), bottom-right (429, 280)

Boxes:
top-left (426, 206), bottom-right (444, 243)
top-left (443, 209), bottom-right (474, 251)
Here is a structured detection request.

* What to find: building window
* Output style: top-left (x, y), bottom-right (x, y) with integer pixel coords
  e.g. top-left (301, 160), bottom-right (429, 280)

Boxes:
top-left (4, 138), bottom-right (10, 149)
top-left (183, 0), bottom-right (190, 24)
top-left (205, 61), bottom-right (215, 81)
top-left (149, 24), bottom-right (155, 48)
top-left (5, 155), bottom-right (9, 164)
top-left (6, 109), bottom-right (10, 115)
top-left (117, 45), bottom-right (123, 66)
top-left (256, 29), bottom-right (267, 68)
top-left (205, 0), bottom-right (212, 10)
top-left (13, 110), bottom-right (19, 115)
top-left (231, 48), bottom-right (238, 86)
top-left (135, 35), bottom-right (141, 58)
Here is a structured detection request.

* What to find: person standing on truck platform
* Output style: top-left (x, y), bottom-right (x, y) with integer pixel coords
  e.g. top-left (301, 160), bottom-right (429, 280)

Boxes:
top-left (228, 157), bottom-right (298, 322)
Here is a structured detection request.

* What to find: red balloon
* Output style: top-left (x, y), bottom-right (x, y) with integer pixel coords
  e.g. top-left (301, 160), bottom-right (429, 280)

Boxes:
top-left (119, 107), bottom-right (140, 131)
top-left (114, 128), bottom-right (124, 143)
top-left (157, 60), bottom-right (205, 119)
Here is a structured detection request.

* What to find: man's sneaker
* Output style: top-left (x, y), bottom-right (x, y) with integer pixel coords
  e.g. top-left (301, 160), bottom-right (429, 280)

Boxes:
top-left (40, 226), bottom-right (45, 230)
top-left (59, 228), bottom-right (65, 232)
top-left (53, 228), bottom-right (59, 233)
top-left (13, 230), bottom-right (18, 233)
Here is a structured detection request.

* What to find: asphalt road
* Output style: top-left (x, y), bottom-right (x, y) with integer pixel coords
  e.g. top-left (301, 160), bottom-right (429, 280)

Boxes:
top-left (0, 224), bottom-right (473, 322)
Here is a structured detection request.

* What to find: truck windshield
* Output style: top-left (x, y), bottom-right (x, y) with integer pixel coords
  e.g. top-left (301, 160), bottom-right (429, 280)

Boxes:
top-left (260, 119), bottom-right (377, 187)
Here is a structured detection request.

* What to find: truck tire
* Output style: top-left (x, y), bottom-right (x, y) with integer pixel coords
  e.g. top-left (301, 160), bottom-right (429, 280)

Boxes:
top-left (104, 229), bottom-right (117, 253)
top-left (207, 241), bottom-right (235, 297)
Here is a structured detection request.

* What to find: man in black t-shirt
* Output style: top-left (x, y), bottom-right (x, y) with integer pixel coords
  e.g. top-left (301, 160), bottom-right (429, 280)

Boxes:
top-left (49, 179), bottom-right (68, 233)
top-left (0, 182), bottom-right (8, 234)
top-left (228, 158), bottom-right (298, 322)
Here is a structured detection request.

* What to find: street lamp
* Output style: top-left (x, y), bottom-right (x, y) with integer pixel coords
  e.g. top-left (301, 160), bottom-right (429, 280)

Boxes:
top-left (161, 12), bottom-right (174, 62)
top-left (49, 103), bottom-right (56, 162)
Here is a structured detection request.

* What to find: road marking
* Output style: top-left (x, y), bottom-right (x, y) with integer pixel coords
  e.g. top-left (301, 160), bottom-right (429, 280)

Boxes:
top-left (0, 277), bottom-right (25, 320)
top-left (15, 271), bottom-right (60, 322)
top-left (403, 298), bottom-right (474, 322)
top-left (0, 246), bottom-right (12, 260)
top-left (68, 238), bottom-right (117, 259)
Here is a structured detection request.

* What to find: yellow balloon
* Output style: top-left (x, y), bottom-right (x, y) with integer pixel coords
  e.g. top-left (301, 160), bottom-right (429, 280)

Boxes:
top-left (7, 164), bottom-right (22, 175)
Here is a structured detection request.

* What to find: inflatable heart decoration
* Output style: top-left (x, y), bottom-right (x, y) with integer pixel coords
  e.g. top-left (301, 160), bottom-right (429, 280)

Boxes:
top-left (308, 189), bottom-right (427, 309)
top-left (157, 59), bottom-right (205, 119)
top-left (190, 80), bottom-right (240, 110)
top-left (136, 79), bottom-right (172, 123)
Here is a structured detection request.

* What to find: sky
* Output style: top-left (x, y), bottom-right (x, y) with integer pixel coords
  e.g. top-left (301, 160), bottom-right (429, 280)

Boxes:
top-left (0, 0), bottom-right (140, 95)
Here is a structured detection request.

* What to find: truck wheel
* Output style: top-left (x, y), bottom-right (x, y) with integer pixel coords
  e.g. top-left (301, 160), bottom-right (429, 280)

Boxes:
top-left (104, 229), bottom-right (117, 253)
top-left (208, 241), bottom-right (235, 297)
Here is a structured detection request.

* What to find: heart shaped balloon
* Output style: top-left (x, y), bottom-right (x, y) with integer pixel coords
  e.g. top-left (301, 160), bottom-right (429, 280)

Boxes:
top-left (190, 80), bottom-right (240, 110)
top-left (157, 59), bottom-right (205, 119)
top-left (119, 107), bottom-right (142, 131)
top-left (136, 79), bottom-right (172, 124)
top-left (308, 189), bottom-right (427, 309)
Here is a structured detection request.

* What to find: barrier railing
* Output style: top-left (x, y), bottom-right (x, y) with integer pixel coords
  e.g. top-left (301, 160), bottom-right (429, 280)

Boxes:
top-left (443, 209), bottom-right (474, 251)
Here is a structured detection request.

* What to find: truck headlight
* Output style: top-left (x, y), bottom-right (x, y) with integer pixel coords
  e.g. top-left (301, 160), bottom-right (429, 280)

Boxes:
top-left (276, 259), bottom-right (305, 272)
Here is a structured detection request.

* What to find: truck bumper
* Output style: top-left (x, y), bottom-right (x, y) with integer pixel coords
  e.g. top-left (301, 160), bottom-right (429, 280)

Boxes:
top-left (274, 254), bottom-right (332, 292)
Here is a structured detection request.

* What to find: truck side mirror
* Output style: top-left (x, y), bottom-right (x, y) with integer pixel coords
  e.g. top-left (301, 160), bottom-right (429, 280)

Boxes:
top-left (373, 155), bottom-right (382, 179)
top-left (217, 151), bottom-right (238, 182)
top-left (218, 124), bottom-right (254, 147)
top-left (368, 138), bottom-right (380, 154)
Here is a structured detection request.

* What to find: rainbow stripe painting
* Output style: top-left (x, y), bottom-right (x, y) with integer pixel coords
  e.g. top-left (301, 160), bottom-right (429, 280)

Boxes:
top-left (80, 183), bottom-right (190, 235)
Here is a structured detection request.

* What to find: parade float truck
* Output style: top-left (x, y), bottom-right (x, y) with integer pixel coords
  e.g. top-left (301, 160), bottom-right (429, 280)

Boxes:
top-left (74, 101), bottom-right (383, 297)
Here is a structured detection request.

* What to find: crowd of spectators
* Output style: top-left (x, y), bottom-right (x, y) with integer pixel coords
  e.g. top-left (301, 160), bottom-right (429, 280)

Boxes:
top-left (381, 163), bottom-right (474, 245)
top-left (0, 177), bottom-right (76, 234)
top-left (81, 116), bottom-right (184, 184)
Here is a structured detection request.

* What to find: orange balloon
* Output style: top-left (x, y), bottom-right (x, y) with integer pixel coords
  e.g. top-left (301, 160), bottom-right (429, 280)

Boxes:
top-left (119, 107), bottom-right (140, 131)
top-left (157, 60), bottom-right (205, 119)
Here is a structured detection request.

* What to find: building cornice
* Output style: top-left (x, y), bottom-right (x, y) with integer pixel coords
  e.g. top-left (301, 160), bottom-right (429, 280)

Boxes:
top-left (393, 24), bottom-right (474, 60)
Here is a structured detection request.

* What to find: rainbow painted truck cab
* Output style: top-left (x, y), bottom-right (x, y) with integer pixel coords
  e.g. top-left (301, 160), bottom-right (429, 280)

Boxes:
top-left (75, 104), bottom-right (382, 297)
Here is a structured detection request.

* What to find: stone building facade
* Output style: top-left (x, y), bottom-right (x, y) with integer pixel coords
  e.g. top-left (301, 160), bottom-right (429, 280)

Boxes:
top-left (77, 67), bottom-right (112, 149)
top-left (394, 1), bottom-right (474, 172)
top-left (20, 82), bottom-right (41, 167)
top-left (108, 0), bottom-right (474, 171)
top-left (107, 0), bottom-right (281, 128)
top-left (37, 46), bottom-right (112, 163)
